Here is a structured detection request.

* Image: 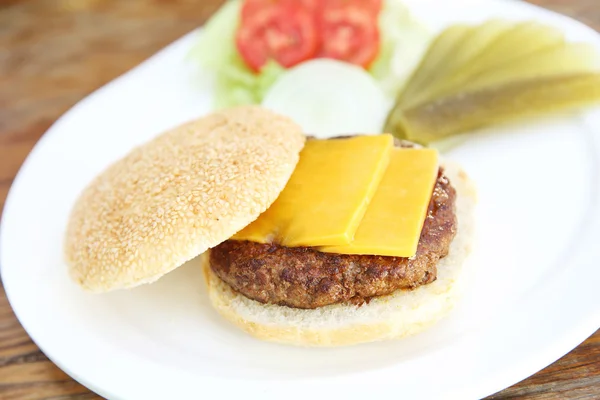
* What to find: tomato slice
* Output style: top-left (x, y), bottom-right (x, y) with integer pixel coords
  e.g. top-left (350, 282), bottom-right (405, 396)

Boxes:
top-left (321, 0), bottom-right (382, 16)
top-left (297, 0), bottom-right (319, 12)
top-left (318, 3), bottom-right (381, 68)
top-left (241, 0), bottom-right (317, 21)
top-left (236, 2), bottom-right (319, 71)
top-left (240, 0), bottom-right (277, 21)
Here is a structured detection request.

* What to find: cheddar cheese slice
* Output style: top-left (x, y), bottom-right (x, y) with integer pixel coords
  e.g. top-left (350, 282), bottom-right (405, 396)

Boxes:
top-left (233, 135), bottom-right (393, 246)
top-left (320, 148), bottom-right (439, 257)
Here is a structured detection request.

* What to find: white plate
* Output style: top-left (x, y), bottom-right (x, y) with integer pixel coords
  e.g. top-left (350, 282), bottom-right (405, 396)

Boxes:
top-left (2, 0), bottom-right (600, 399)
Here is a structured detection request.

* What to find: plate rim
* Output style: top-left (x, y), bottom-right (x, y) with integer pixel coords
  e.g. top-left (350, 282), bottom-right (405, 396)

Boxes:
top-left (2, 1), bottom-right (600, 399)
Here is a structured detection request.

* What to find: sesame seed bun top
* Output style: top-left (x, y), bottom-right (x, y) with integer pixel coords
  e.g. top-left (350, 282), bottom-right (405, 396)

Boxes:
top-left (64, 106), bottom-right (305, 292)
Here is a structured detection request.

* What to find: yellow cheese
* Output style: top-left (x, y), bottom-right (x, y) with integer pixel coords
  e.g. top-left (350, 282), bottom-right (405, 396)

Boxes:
top-left (320, 148), bottom-right (439, 257)
top-left (233, 135), bottom-right (394, 246)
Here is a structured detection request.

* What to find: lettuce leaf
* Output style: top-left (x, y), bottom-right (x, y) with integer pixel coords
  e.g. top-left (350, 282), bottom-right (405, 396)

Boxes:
top-left (369, 0), bottom-right (432, 97)
top-left (188, 0), bottom-right (286, 108)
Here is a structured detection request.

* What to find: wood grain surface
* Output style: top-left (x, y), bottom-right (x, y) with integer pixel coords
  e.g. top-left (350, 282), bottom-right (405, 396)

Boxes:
top-left (0, 0), bottom-right (599, 399)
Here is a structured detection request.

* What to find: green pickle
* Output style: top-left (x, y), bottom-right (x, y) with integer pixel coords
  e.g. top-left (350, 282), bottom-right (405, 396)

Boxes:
top-left (461, 42), bottom-right (600, 93)
top-left (439, 20), bottom-right (514, 74)
top-left (397, 24), bottom-right (472, 104)
top-left (391, 74), bottom-right (600, 144)
top-left (405, 19), bottom-right (515, 107)
top-left (384, 20), bottom-right (600, 144)
top-left (462, 22), bottom-right (565, 74)
top-left (405, 22), bottom-right (566, 107)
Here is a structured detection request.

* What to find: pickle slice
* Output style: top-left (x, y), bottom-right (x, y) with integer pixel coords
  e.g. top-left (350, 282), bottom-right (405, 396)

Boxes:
top-left (406, 19), bottom-right (514, 106)
top-left (405, 21), bottom-right (566, 106)
top-left (389, 73), bottom-right (600, 144)
top-left (396, 24), bottom-right (472, 104)
top-left (464, 22), bottom-right (565, 74)
top-left (440, 20), bottom-right (514, 74)
top-left (384, 19), bottom-right (600, 143)
top-left (461, 42), bottom-right (600, 92)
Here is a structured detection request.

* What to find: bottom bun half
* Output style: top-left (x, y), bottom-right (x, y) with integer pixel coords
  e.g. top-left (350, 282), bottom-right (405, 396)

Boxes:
top-left (202, 162), bottom-right (477, 347)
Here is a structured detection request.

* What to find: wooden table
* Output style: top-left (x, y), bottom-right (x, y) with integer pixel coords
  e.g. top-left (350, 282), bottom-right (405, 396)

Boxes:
top-left (0, 0), bottom-right (599, 398)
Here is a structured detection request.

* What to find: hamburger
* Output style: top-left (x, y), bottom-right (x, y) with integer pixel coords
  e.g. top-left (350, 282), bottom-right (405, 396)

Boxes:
top-left (64, 105), bottom-right (476, 347)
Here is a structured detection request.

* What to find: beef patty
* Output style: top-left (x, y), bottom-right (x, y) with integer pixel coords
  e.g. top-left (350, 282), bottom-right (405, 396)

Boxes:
top-left (209, 168), bottom-right (457, 309)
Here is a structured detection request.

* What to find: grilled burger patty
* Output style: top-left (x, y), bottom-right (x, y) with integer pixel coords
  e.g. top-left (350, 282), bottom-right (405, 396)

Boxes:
top-left (209, 168), bottom-right (457, 310)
